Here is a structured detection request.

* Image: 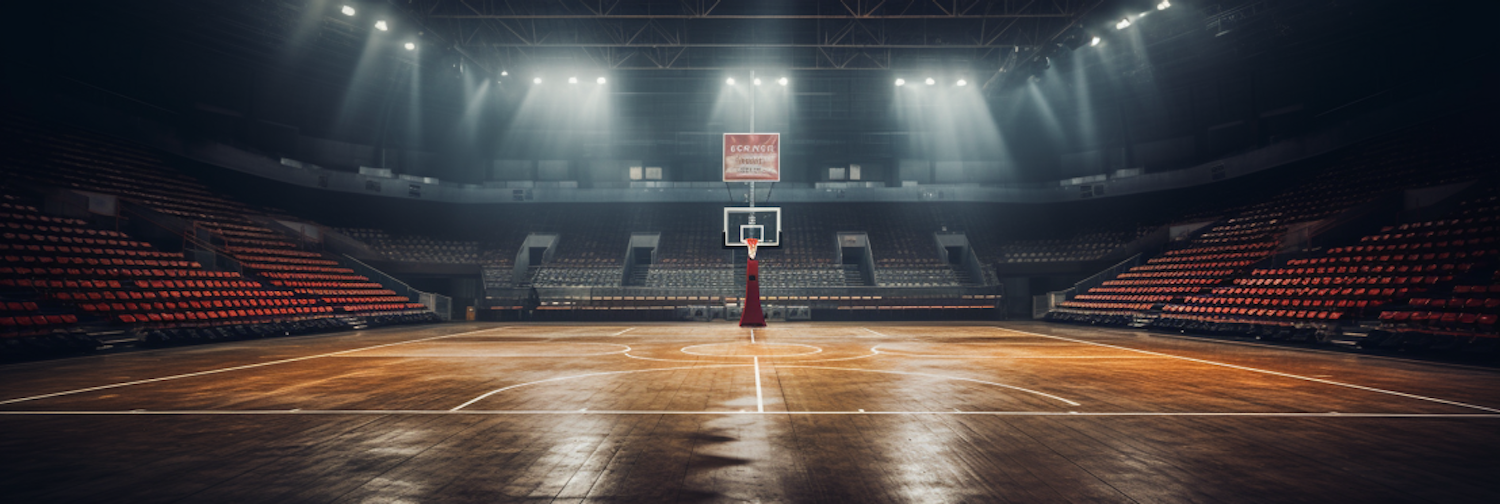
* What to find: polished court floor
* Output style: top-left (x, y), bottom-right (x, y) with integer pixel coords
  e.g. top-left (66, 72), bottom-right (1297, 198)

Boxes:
top-left (1, 321), bottom-right (1498, 503)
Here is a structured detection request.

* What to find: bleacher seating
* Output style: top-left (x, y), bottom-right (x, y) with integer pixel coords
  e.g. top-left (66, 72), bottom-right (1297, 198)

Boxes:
top-left (340, 228), bottom-right (480, 264)
top-left (1051, 119), bottom-right (1498, 345)
top-left (876, 267), bottom-right (961, 287)
top-left (0, 114), bottom-right (438, 358)
top-left (997, 227), bottom-right (1154, 263)
top-left (530, 266), bottom-right (623, 287)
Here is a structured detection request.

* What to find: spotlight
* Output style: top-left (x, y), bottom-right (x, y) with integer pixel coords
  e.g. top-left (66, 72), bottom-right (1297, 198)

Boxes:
top-left (597, 77), bottom-right (607, 84)
top-left (1090, 36), bottom-right (1101, 47)
top-left (726, 77), bottom-right (735, 85)
top-left (501, 71), bottom-right (509, 76)
top-left (341, 5), bottom-right (356, 16)
top-left (753, 78), bottom-right (762, 86)
top-left (375, 20), bottom-right (388, 31)
top-left (778, 77), bottom-right (788, 86)
top-left (1115, 18), bottom-right (1130, 30)
top-left (568, 77), bottom-right (578, 84)
top-left (533, 77), bottom-right (542, 84)
top-left (404, 42), bottom-right (415, 50)
top-left (956, 79), bottom-right (967, 87)
top-left (895, 78), bottom-right (906, 86)
top-left (1157, 0), bottom-right (1171, 10)
top-left (925, 77), bottom-right (935, 85)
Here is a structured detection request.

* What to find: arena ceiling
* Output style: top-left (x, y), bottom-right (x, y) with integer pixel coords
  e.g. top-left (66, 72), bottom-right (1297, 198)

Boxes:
top-left (394, 0), bottom-right (1106, 86)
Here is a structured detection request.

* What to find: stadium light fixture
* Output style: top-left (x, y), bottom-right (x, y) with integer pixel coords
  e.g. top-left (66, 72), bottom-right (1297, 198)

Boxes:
top-left (501, 71), bottom-right (508, 76)
top-left (568, 77), bottom-right (578, 84)
top-left (596, 77), bottom-right (607, 84)
top-left (956, 79), bottom-right (968, 87)
top-left (753, 78), bottom-right (762, 86)
top-left (533, 77), bottom-right (542, 84)
top-left (341, 5), bottom-right (356, 16)
top-left (925, 77), bottom-right (935, 86)
top-left (403, 42), bottom-right (415, 51)
top-left (1157, 0), bottom-right (1171, 10)
top-left (1115, 18), bottom-right (1131, 30)
top-left (778, 77), bottom-right (788, 86)
top-left (374, 20), bottom-right (389, 31)
top-left (726, 77), bottom-right (736, 85)
top-left (895, 78), bottom-right (906, 86)
top-left (1090, 36), bottom-right (1101, 47)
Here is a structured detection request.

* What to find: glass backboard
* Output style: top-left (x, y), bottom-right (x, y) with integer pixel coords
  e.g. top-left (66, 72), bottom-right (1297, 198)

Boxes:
top-left (723, 207), bottom-right (781, 247)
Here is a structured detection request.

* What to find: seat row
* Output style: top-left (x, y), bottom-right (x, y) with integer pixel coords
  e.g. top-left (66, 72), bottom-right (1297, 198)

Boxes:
top-left (1163, 304), bottom-right (1347, 321)
top-left (1, 243), bottom-right (183, 260)
top-left (82, 297), bottom-right (316, 313)
top-left (1234, 275), bottom-right (1451, 287)
top-left (116, 306), bottom-right (335, 324)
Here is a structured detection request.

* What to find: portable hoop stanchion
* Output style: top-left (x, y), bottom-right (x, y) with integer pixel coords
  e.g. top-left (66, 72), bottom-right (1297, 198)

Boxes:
top-left (739, 237), bottom-right (766, 327)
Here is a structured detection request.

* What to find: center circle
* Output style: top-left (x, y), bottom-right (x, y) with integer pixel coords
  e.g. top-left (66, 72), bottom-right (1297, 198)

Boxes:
top-left (680, 342), bottom-right (823, 357)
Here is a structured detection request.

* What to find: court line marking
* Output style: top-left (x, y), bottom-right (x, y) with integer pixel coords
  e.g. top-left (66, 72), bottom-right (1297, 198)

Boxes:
top-left (775, 365), bottom-right (1081, 407)
top-left (870, 344), bottom-right (1166, 359)
top-left (449, 364), bottom-right (750, 411)
top-left (610, 327), bottom-right (636, 337)
top-left (332, 342), bottom-right (632, 358)
top-left (621, 352), bottom-right (703, 363)
top-left (1001, 328), bottom-right (1500, 413)
top-left (794, 350), bottom-right (881, 363)
top-left (754, 357), bottom-right (765, 413)
top-left (750, 329), bottom-right (756, 344)
top-left (862, 327), bottom-right (891, 338)
top-left (680, 342), bottom-right (822, 357)
top-left (0, 327), bottom-right (512, 406)
top-left (5, 410), bottom-right (1495, 418)
top-left (620, 347), bottom-right (879, 364)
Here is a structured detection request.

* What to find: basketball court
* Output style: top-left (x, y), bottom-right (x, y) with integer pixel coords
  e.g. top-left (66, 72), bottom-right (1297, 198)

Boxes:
top-left (2, 321), bottom-right (1498, 502)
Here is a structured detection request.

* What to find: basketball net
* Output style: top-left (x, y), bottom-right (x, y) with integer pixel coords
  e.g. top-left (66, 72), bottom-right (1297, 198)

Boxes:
top-left (745, 237), bottom-right (759, 260)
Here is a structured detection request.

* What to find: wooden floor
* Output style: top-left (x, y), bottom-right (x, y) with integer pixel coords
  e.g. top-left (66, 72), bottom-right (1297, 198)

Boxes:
top-left (2, 322), bottom-right (1498, 503)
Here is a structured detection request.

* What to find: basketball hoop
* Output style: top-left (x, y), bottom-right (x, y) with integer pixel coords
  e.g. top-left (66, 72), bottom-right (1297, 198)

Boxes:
top-left (745, 237), bottom-right (759, 260)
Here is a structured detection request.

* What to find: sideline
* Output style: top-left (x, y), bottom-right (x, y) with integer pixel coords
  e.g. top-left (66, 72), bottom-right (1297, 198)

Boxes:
top-left (0, 326), bottom-right (511, 406)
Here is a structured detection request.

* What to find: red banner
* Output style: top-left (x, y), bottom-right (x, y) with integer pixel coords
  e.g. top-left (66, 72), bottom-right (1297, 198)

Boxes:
top-left (723, 133), bottom-right (780, 182)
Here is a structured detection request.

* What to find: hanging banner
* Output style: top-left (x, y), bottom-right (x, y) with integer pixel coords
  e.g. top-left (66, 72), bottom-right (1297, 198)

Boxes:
top-left (723, 133), bottom-right (781, 182)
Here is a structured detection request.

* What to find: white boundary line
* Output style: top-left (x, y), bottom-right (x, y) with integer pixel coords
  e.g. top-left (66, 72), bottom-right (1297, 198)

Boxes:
top-left (6, 410), bottom-right (1492, 418)
top-left (0, 327), bottom-right (511, 406)
top-left (775, 365), bottom-right (1081, 407)
top-left (870, 344), bottom-right (1164, 359)
top-left (610, 327), bottom-right (636, 337)
top-left (333, 343), bottom-right (631, 358)
top-left (862, 327), bottom-right (891, 338)
top-left (750, 329), bottom-right (756, 344)
top-left (680, 342), bottom-right (822, 357)
top-left (754, 357), bottom-right (765, 412)
top-left (1000, 328), bottom-right (1500, 414)
top-left (795, 351), bottom-right (881, 363)
top-left (449, 364), bottom-right (750, 411)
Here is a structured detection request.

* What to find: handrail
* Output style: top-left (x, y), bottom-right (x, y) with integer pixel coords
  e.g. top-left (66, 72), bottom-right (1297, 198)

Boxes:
top-left (1032, 253), bottom-right (1144, 319)
top-left (118, 202), bottom-right (244, 272)
top-left (340, 254), bottom-right (453, 320)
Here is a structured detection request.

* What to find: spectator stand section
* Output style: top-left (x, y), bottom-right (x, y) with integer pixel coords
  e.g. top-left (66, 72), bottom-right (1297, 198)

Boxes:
top-left (0, 115), bottom-right (443, 360)
top-left (1044, 118), bottom-right (1498, 353)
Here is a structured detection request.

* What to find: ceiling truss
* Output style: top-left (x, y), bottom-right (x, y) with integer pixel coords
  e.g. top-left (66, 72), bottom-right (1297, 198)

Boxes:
top-left (394, 0), bottom-right (1101, 77)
